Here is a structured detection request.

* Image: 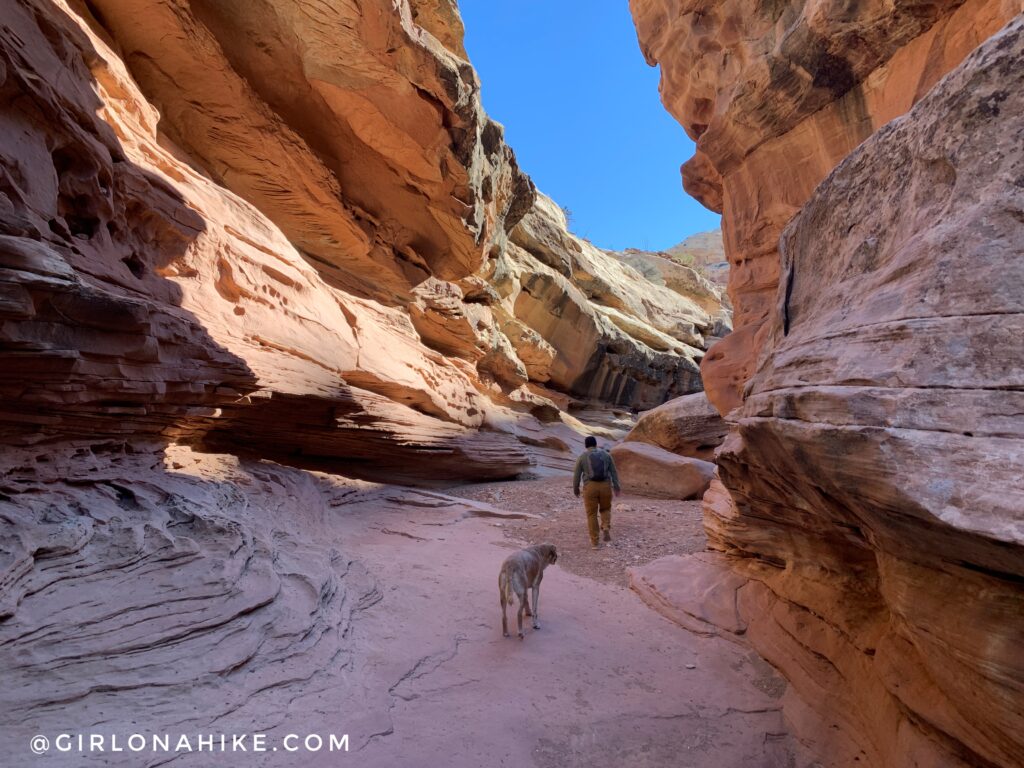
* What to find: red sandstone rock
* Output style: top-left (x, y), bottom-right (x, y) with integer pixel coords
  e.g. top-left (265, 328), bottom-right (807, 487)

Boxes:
top-left (610, 442), bottom-right (715, 500)
top-left (0, 0), bottom-right (723, 485)
top-left (628, 552), bottom-right (750, 637)
top-left (631, 0), bottom-right (1020, 412)
top-left (629, 14), bottom-right (1024, 767)
top-left (622, 391), bottom-right (726, 461)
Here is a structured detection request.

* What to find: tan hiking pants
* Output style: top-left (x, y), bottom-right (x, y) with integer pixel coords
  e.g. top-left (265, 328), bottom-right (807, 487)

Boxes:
top-left (583, 479), bottom-right (612, 544)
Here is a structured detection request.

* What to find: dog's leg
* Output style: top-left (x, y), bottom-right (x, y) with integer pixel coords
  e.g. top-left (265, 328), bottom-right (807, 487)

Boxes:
top-left (531, 583), bottom-right (541, 630)
top-left (500, 573), bottom-right (509, 637)
top-left (516, 591), bottom-right (526, 639)
top-left (524, 590), bottom-right (532, 616)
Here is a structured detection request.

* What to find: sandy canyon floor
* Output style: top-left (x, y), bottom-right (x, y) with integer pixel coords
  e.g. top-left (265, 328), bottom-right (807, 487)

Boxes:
top-left (323, 476), bottom-right (815, 768)
top-left (1, 449), bottom-right (818, 768)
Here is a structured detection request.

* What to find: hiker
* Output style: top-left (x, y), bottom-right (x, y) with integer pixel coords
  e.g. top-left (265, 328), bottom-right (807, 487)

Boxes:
top-left (572, 436), bottom-right (621, 550)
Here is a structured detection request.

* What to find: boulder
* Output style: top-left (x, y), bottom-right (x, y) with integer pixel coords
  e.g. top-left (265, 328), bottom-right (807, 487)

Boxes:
top-left (610, 442), bottom-right (715, 500)
top-left (628, 552), bottom-right (752, 637)
top-left (623, 391), bottom-right (726, 461)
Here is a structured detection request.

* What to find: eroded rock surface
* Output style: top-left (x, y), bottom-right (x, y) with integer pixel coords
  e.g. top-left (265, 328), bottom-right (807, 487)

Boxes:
top-left (0, 0), bottom-right (719, 490)
top-left (623, 391), bottom-right (726, 461)
top-left (666, 229), bottom-right (728, 287)
top-left (0, 445), bottom-right (384, 761)
top-left (630, 17), bottom-right (1024, 767)
top-left (610, 442), bottom-right (715, 500)
top-left (631, 0), bottom-right (1021, 413)
top-left (0, 2), bottom-right (749, 761)
top-left (0, 2), bottom-right (771, 762)
top-left (0, 447), bottom-right (814, 767)
top-left (503, 194), bottom-right (719, 407)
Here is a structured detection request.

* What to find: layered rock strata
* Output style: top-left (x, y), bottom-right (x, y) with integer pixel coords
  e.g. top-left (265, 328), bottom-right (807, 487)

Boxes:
top-left (622, 391), bottom-right (726, 461)
top-left (630, 12), bottom-right (1024, 766)
top-left (610, 442), bottom-right (715, 500)
top-left (0, 0), bottom-right (724, 485)
top-left (504, 195), bottom-right (716, 407)
top-left (0, 446), bottom-right (382, 755)
top-left (631, 0), bottom-right (1021, 413)
top-left (666, 229), bottom-right (728, 287)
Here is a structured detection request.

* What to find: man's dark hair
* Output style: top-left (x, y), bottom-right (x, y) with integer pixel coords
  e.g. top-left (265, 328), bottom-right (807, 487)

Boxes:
top-left (584, 436), bottom-right (597, 448)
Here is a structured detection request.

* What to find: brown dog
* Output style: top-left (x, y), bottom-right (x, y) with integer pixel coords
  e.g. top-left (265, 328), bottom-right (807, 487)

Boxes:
top-left (499, 544), bottom-right (558, 639)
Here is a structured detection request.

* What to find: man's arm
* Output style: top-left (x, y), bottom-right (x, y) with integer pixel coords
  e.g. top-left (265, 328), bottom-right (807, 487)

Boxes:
top-left (607, 451), bottom-right (621, 492)
top-left (572, 455), bottom-right (584, 496)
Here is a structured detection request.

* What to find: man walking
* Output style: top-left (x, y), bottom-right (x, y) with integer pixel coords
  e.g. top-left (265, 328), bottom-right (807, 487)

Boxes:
top-left (572, 436), bottom-right (621, 549)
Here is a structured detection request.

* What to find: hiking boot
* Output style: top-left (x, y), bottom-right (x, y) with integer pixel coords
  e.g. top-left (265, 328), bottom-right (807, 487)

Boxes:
top-left (603, 530), bottom-right (611, 543)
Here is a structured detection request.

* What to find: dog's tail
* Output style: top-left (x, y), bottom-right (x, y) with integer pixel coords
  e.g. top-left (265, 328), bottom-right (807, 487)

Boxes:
top-left (498, 568), bottom-right (512, 605)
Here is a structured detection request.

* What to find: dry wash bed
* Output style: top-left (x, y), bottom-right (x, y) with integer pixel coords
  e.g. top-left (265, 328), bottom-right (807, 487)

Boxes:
top-left (447, 475), bottom-right (707, 586)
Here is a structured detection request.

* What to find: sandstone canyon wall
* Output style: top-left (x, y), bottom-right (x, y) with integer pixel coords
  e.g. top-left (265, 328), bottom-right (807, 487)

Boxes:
top-left (0, 0), bottom-right (730, 759)
top-left (630, 1), bottom-right (1024, 765)
top-left (0, 0), bottom-right (723, 485)
top-left (632, 0), bottom-right (1021, 414)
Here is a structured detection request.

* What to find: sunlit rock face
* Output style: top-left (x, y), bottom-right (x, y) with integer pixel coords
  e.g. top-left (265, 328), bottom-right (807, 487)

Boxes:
top-left (665, 230), bottom-right (727, 288)
top-left (622, 391), bottom-right (726, 462)
top-left (609, 247), bottom-right (728, 317)
top-left (630, 0), bottom-right (1020, 413)
top-left (629, 5), bottom-right (1024, 764)
top-left (503, 194), bottom-right (720, 408)
top-left (0, 0), bottom-right (728, 755)
top-left (0, 0), bottom-right (722, 485)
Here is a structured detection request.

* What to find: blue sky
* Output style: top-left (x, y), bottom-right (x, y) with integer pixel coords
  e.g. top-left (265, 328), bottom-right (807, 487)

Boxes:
top-left (458, 1), bottom-right (720, 252)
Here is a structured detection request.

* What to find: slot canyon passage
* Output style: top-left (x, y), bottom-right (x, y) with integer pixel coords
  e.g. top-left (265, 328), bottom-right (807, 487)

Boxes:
top-left (0, 0), bottom-right (1022, 765)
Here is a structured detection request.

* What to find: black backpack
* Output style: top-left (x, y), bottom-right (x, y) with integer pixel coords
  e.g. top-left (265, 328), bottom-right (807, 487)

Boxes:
top-left (588, 449), bottom-right (609, 481)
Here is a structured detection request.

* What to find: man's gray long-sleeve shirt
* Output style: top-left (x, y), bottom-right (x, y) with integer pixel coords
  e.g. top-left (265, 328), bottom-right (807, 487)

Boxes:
top-left (572, 447), bottom-right (620, 494)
